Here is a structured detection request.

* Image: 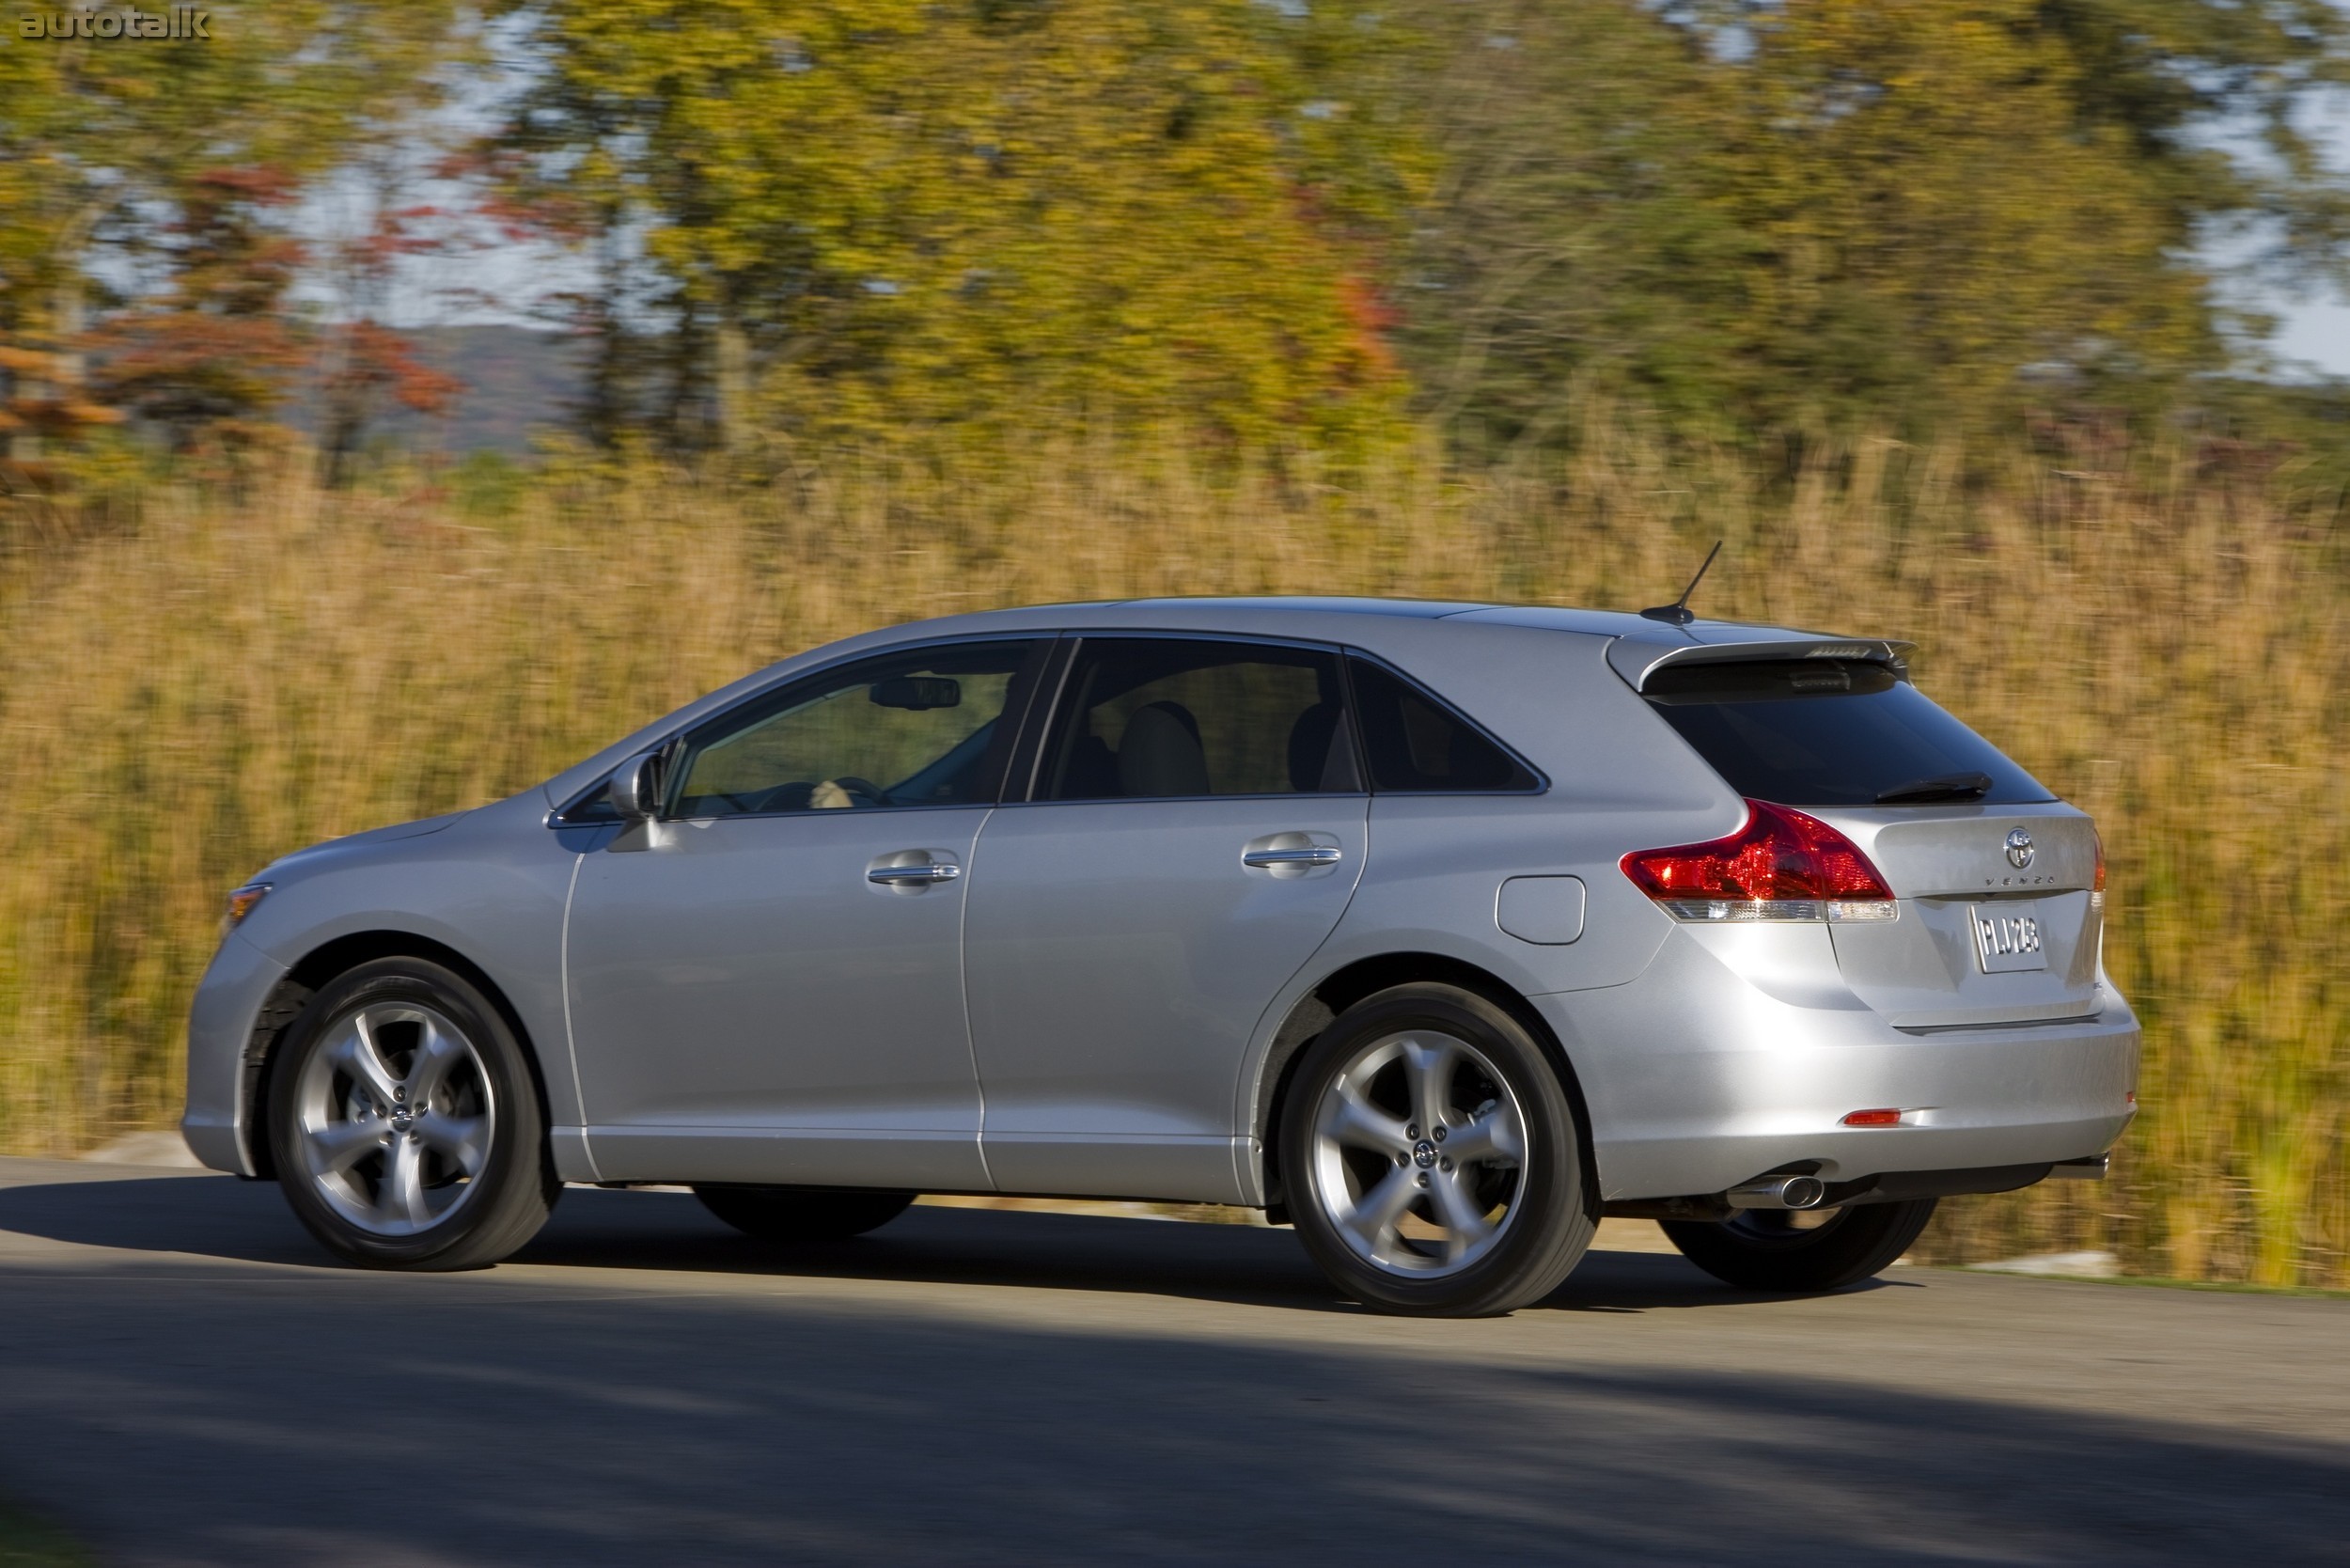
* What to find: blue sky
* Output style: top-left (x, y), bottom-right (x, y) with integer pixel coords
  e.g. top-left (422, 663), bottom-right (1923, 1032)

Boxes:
top-left (2271, 297), bottom-right (2350, 376)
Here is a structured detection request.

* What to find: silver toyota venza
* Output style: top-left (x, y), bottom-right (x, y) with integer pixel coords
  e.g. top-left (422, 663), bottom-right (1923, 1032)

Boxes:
top-left (185, 598), bottom-right (2138, 1315)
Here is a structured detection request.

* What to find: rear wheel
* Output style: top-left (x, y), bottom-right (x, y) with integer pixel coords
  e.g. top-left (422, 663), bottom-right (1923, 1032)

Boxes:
top-left (269, 957), bottom-right (557, 1270)
top-left (693, 1185), bottom-right (916, 1243)
top-left (1662, 1198), bottom-right (1937, 1292)
top-left (1279, 983), bottom-right (1594, 1317)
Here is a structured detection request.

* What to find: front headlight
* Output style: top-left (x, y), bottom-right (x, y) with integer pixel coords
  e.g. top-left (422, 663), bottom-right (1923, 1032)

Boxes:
top-left (222, 882), bottom-right (272, 935)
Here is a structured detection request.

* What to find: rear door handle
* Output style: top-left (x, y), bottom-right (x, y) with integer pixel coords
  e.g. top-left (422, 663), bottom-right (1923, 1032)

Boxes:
top-left (1242, 845), bottom-right (1342, 869)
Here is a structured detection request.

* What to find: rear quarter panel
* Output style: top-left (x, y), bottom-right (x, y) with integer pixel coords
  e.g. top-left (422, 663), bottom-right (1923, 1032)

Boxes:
top-left (1232, 623), bottom-right (1749, 1190)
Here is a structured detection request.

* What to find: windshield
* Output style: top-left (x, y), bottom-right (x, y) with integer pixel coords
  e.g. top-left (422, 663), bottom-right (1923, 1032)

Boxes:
top-left (1642, 659), bottom-right (2054, 808)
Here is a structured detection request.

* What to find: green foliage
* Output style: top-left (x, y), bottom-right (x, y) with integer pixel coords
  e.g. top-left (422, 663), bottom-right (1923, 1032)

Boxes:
top-left (13, 1), bottom-right (2350, 455)
top-left (450, 448), bottom-right (531, 519)
top-left (0, 1497), bottom-right (87, 1568)
top-left (488, 0), bottom-right (1429, 454)
top-left (1401, 0), bottom-right (2350, 447)
top-left (1397, 3), bottom-right (1746, 448)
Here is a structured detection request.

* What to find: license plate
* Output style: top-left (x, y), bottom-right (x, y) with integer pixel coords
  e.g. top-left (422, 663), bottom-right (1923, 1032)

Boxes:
top-left (1971, 903), bottom-right (2048, 973)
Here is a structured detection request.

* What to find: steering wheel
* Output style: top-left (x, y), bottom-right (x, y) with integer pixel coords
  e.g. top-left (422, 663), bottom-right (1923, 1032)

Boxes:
top-left (825, 776), bottom-right (889, 807)
top-left (709, 782), bottom-right (817, 815)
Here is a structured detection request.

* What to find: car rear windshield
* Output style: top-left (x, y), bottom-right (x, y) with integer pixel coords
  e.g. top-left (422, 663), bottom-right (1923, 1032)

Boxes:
top-left (1641, 659), bottom-right (2055, 808)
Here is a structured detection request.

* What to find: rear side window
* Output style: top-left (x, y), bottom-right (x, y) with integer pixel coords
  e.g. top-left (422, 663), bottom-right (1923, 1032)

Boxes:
top-left (1642, 659), bottom-right (2054, 808)
top-left (1347, 657), bottom-right (1538, 792)
top-left (1037, 639), bottom-right (1360, 801)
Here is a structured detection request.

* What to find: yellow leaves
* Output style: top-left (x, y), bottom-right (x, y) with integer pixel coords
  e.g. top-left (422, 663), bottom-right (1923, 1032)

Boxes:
top-left (509, 0), bottom-right (1416, 452)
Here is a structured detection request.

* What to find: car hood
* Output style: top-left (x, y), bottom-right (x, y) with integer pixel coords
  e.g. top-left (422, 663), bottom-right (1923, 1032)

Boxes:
top-left (258, 809), bottom-right (473, 879)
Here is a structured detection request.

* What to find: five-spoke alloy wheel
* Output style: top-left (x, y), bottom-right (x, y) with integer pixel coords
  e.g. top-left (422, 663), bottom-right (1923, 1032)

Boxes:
top-left (1281, 983), bottom-right (1594, 1316)
top-left (270, 957), bottom-right (557, 1270)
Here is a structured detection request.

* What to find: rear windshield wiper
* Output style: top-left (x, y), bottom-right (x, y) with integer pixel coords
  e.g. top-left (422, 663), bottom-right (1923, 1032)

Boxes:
top-left (1874, 772), bottom-right (1992, 805)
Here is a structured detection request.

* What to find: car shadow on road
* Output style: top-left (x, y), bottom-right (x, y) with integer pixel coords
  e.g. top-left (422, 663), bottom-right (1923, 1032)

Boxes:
top-left (0, 1204), bottom-right (2343, 1567)
top-left (0, 1168), bottom-right (1891, 1315)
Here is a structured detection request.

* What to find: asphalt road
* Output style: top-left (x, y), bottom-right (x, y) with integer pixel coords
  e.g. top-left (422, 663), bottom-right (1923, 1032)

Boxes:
top-left (0, 1158), bottom-right (2343, 1567)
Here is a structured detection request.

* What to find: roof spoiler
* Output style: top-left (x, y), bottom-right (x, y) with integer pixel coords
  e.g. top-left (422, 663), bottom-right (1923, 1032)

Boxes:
top-left (1607, 635), bottom-right (1917, 693)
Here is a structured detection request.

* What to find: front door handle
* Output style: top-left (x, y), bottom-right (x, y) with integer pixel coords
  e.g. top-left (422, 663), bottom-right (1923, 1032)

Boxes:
top-left (869, 862), bottom-right (962, 886)
top-left (1242, 844), bottom-right (1343, 869)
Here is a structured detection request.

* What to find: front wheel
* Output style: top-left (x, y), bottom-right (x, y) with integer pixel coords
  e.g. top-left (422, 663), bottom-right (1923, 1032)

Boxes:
top-left (1279, 983), bottom-right (1595, 1317)
top-left (1662, 1198), bottom-right (1938, 1292)
top-left (268, 957), bottom-right (557, 1270)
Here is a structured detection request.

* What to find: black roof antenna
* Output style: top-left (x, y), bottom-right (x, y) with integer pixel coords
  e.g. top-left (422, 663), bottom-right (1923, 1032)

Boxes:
top-left (1638, 540), bottom-right (1723, 626)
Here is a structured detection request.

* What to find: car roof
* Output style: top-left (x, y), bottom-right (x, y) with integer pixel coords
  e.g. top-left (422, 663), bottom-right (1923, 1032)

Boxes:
top-left (535, 595), bottom-right (1908, 808)
top-left (909, 594), bottom-right (1843, 650)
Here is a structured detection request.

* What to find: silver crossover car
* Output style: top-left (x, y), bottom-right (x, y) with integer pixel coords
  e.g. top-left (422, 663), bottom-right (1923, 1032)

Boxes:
top-left (185, 599), bottom-right (2138, 1314)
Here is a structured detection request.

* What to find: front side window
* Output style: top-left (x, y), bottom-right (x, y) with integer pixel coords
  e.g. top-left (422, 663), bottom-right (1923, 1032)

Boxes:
top-left (1036, 639), bottom-right (1358, 801)
top-left (668, 641), bottom-right (1043, 818)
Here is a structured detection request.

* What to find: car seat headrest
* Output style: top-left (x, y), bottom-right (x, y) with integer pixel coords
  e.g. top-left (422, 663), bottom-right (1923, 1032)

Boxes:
top-left (1287, 701), bottom-right (1346, 792)
top-left (1118, 701), bottom-right (1209, 798)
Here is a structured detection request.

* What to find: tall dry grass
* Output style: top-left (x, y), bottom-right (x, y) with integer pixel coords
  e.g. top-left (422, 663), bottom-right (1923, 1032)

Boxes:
top-left (1, 424), bottom-right (2342, 1283)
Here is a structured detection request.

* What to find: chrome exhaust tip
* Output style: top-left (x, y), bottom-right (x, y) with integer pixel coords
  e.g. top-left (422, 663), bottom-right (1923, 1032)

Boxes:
top-left (2050, 1154), bottom-right (2110, 1181)
top-left (1724, 1174), bottom-right (1827, 1211)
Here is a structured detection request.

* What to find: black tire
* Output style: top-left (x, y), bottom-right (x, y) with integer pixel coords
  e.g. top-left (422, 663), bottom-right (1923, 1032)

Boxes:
top-left (1278, 982), bottom-right (1594, 1317)
top-left (268, 956), bottom-right (558, 1271)
top-left (694, 1185), bottom-right (916, 1243)
top-left (1662, 1198), bottom-right (1938, 1292)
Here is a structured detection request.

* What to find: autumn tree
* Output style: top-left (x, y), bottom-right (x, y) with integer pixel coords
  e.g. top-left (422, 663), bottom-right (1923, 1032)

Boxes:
top-left (1393, 3), bottom-right (1745, 452)
top-left (0, 2), bottom-right (468, 463)
top-left (309, 168), bottom-right (470, 485)
top-left (485, 0), bottom-right (1429, 457)
top-left (83, 167), bottom-right (311, 455)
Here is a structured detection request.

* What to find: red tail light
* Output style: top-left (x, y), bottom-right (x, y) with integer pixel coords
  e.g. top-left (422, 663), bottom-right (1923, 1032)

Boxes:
top-left (2092, 828), bottom-right (2107, 899)
top-left (1622, 799), bottom-right (1896, 923)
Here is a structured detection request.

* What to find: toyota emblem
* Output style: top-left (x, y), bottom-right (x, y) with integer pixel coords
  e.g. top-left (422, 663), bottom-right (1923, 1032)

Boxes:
top-left (2004, 828), bottom-right (2035, 870)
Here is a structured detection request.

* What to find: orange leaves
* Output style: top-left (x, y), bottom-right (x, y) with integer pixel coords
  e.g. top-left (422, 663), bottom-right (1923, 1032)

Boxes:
top-left (326, 321), bottom-right (462, 418)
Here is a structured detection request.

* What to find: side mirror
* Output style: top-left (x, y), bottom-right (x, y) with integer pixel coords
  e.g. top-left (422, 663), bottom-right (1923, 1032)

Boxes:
top-left (607, 752), bottom-right (666, 824)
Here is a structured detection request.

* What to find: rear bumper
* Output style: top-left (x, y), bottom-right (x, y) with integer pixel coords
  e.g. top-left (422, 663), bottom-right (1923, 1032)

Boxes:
top-left (1539, 928), bottom-right (2139, 1202)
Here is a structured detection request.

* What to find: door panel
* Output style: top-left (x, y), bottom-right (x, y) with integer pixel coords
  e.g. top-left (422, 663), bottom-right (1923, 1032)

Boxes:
top-left (964, 798), bottom-right (1365, 1199)
top-left (964, 635), bottom-right (1368, 1201)
top-left (569, 810), bottom-right (992, 1187)
top-left (562, 636), bottom-right (1047, 1189)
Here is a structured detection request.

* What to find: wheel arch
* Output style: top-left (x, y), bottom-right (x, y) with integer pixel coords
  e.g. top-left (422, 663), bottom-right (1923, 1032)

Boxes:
top-left (240, 930), bottom-right (553, 1182)
top-left (1252, 951), bottom-right (1598, 1221)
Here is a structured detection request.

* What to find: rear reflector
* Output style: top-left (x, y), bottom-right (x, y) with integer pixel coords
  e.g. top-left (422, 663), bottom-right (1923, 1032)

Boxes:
top-left (1841, 1108), bottom-right (1903, 1127)
top-left (1622, 799), bottom-right (1898, 923)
